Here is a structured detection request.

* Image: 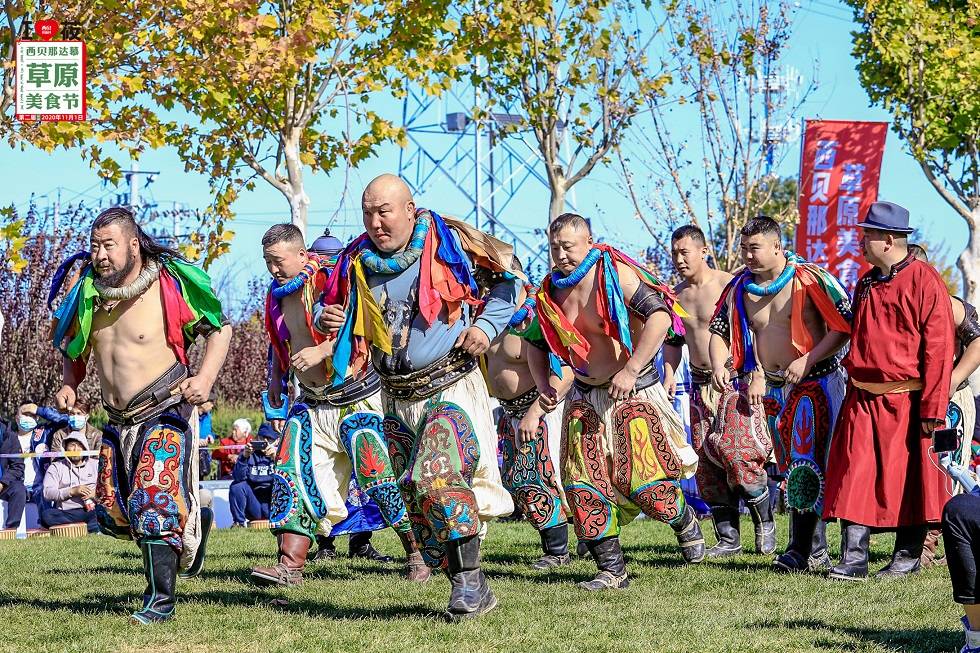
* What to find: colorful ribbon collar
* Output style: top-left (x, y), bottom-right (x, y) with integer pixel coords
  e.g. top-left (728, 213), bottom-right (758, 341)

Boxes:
top-left (743, 252), bottom-right (803, 296)
top-left (270, 258), bottom-right (320, 299)
top-left (550, 247), bottom-right (602, 289)
top-left (508, 286), bottom-right (538, 328)
top-left (360, 216), bottom-right (430, 274)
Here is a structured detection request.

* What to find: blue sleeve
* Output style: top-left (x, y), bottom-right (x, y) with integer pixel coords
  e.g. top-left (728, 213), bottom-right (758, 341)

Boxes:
top-left (474, 273), bottom-right (520, 341)
top-left (232, 457), bottom-right (248, 482)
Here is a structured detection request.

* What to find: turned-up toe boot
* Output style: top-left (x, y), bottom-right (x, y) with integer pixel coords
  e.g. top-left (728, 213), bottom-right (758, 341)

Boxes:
top-left (179, 506), bottom-right (213, 580)
top-left (706, 505), bottom-right (742, 558)
top-left (672, 505), bottom-right (706, 563)
top-left (876, 525), bottom-right (927, 580)
top-left (444, 535), bottom-right (497, 621)
top-left (398, 529), bottom-right (431, 583)
top-left (250, 532), bottom-right (310, 587)
top-left (532, 524), bottom-right (572, 570)
top-left (578, 537), bottom-right (629, 590)
top-left (745, 490), bottom-right (777, 555)
top-left (773, 509), bottom-right (819, 573)
top-left (828, 520), bottom-right (871, 581)
top-left (131, 539), bottom-right (178, 625)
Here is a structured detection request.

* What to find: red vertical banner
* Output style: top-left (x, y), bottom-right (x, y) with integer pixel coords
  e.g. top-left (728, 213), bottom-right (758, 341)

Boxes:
top-left (796, 119), bottom-right (888, 295)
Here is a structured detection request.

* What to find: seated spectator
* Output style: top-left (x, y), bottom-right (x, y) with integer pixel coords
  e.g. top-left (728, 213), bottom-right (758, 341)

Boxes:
top-left (213, 418), bottom-right (252, 479)
top-left (12, 401), bottom-right (51, 507)
top-left (40, 433), bottom-right (99, 533)
top-left (49, 400), bottom-right (102, 454)
top-left (0, 413), bottom-right (26, 530)
top-left (229, 422), bottom-right (277, 527)
top-left (941, 455), bottom-right (980, 651)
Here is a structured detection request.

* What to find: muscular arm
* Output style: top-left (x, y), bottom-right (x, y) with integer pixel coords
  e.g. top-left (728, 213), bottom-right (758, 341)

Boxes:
top-left (952, 297), bottom-right (980, 393)
top-left (662, 343), bottom-right (682, 393)
top-left (198, 325), bottom-right (233, 384)
top-left (55, 354), bottom-right (89, 410)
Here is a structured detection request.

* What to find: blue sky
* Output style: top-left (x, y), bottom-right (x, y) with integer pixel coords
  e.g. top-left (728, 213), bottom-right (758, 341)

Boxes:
top-left (0, 0), bottom-right (967, 306)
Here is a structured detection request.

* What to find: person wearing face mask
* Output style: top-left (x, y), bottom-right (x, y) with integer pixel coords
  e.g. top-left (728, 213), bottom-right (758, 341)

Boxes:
top-left (0, 407), bottom-right (28, 530)
top-left (40, 433), bottom-right (100, 533)
top-left (49, 400), bottom-right (102, 455)
top-left (8, 402), bottom-right (49, 512)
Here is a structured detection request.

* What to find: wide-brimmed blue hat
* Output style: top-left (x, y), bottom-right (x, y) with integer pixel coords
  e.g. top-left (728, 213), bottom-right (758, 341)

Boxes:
top-left (856, 201), bottom-right (914, 234)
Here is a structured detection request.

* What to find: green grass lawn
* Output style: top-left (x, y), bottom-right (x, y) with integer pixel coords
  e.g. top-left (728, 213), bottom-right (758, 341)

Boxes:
top-left (0, 516), bottom-right (964, 653)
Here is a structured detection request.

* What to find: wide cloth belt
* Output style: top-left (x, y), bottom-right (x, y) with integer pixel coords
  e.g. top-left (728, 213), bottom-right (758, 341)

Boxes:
top-left (300, 370), bottom-right (381, 408)
top-left (103, 362), bottom-right (188, 427)
top-left (850, 378), bottom-right (924, 395)
top-left (573, 364), bottom-right (659, 395)
top-left (498, 387), bottom-right (539, 419)
top-left (379, 348), bottom-right (477, 402)
top-left (690, 364), bottom-right (713, 386)
top-left (764, 357), bottom-right (840, 389)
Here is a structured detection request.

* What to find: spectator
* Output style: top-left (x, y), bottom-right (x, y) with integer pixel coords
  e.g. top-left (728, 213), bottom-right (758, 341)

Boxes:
top-left (213, 418), bottom-right (253, 479)
top-left (13, 402), bottom-right (52, 506)
top-left (40, 433), bottom-right (99, 533)
top-left (229, 422), bottom-right (277, 527)
top-left (49, 400), bottom-right (102, 454)
top-left (941, 458), bottom-right (980, 652)
top-left (198, 393), bottom-right (216, 479)
top-left (0, 414), bottom-right (26, 529)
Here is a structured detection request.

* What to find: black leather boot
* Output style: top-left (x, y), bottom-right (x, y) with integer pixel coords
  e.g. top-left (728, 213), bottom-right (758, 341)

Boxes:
top-left (745, 490), bottom-right (777, 555)
top-left (828, 521), bottom-right (871, 581)
top-left (179, 506), bottom-right (213, 580)
top-left (578, 537), bottom-right (629, 590)
top-left (772, 509), bottom-right (818, 573)
top-left (672, 505), bottom-right (706, 563)
top-left (706, 505), bottom-right (742, 558)
top-left (445, 535), bottom-right (497, 621)
top-left (808, 518), bottom-right (831, 572)
top-left (875, 525), bottom-right (927, 579)
top-left (532, 524), bottom-right (571, 570)
top-left (312, 535), bottom-right (337, 561)
top-left (131, 539), bottom-right (178, 624)
top-left (349, 531), bottom-right (394, 563)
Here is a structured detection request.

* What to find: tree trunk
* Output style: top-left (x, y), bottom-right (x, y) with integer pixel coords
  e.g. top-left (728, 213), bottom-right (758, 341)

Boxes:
top-left (282, 135), bottom-right (310, 238)
top-left (958, 209), bottom-right (980, 307)
top-left (548, 182), bottom-right (567, 224)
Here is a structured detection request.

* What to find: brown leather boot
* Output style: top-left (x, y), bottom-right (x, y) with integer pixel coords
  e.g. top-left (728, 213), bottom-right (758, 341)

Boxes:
top-left (399, 529), bottom-right (432, 583)
top-left (250, 532), bottom-right (310, 587)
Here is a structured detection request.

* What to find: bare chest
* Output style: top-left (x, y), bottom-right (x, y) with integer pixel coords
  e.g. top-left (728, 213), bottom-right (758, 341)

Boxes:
top-left (90, 281), bottom-right (166, 347)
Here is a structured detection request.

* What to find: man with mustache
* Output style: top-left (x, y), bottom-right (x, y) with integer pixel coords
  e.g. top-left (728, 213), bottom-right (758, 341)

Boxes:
top-left (50, 207), bottom-right (230, 623)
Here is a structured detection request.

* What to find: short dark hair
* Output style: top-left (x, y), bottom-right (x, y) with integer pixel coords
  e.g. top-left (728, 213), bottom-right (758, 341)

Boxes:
top-left (92, 207), bottom-right (183, 261)
top-left (72, 399), bottom-right (91, 413)
top-left (261, 223), bottom-right (305, 249)
top-left (672, 224), bottom-right (706, 246)
top-left (908, 243), bottom-right (929, 262)
top-left (740, 216), bottom-right (781, 239)
top-left (549, 213), bottom-right (591, 237)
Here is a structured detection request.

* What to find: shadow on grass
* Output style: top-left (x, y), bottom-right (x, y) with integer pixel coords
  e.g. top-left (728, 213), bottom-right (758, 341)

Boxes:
top-left (0, 587), bottom-right (442, 622)
top-left (761, 618), bottom-right (959, 653)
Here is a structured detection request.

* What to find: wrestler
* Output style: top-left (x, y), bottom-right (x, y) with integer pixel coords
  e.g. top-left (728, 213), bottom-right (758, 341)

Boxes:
top-left (50, 207), bottom-right (231, 624)
top-left (662, 225), bottom-right (774, 557)
top-left (487, 283), bottom-right (573, 570)
top-left (250, 224), bottom-right (427, 586)
top-left (316, 174), bottom-right (518, 621)
top-left (709, 216), bottom-right (851, 573)
top-left (529, 213), bottom-right (704, 591)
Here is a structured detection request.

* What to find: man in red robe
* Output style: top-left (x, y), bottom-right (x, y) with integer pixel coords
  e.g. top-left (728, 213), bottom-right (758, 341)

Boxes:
top-left (823, 201), bottom-right (955, 581)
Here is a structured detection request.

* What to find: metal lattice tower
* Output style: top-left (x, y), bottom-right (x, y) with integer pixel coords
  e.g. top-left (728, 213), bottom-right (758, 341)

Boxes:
top-left (397, 78), bottom-right (578, 279)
